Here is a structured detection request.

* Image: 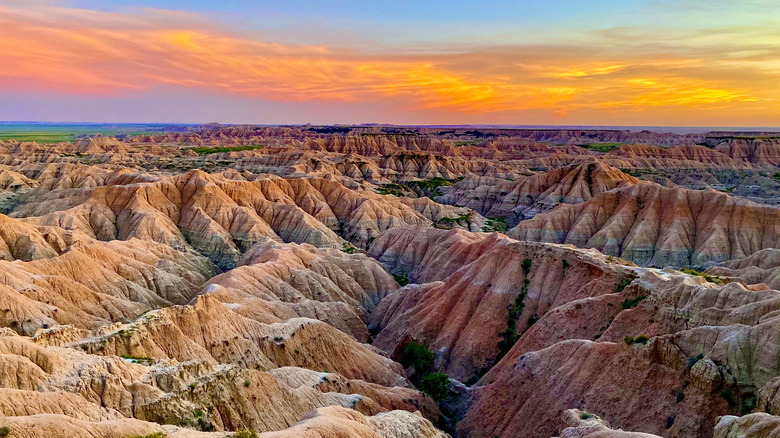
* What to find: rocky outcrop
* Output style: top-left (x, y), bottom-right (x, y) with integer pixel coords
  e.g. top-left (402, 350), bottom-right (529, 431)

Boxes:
top-left (11, 170), bottom-right (470, 268)
top-left (439, 161), bottom-right (639, 224)
top-left (368, 226), bottom-right (629, 381)
top-left (204, 238), bottom-right (399, 340)
top-left (707, 248), bottom-right (780, 290)
top-left (510, 182), bottom-right (780, 266)
top-left (554, 409), bottom-right (663, 437)
top-left (0, 238), bottom-right (214, 335)
top-left (0, 325), bottom-right (439, 434)
top-left (714, 413), bottom-right (780, 438)
top-left (256, 406), bottom-right (449, 438)
top-left (76, 295), bottom-right (409, 388)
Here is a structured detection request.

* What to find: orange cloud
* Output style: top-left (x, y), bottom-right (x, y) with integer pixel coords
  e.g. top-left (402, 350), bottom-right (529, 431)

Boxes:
top-left (0, 4), bottom-right (778, 125)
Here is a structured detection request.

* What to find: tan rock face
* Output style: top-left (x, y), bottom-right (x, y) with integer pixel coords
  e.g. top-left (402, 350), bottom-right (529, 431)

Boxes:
top-left (11, 170), bottom-right (470, 269)
top-left (555, 409), bottom-right (663, 438)
top-left (204, 238), bottom-right (399, 340)
top-left (0, 238), bottom-right (214, 335)
top-left (714, 413), bottom-right (780, 438)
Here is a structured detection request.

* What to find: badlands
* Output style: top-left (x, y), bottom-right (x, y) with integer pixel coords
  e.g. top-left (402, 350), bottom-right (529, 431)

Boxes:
top-left (1, 125), bottom-right (780, 437)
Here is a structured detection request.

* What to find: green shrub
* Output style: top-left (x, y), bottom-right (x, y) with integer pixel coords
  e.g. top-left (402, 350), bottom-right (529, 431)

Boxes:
top-left (393, 273), bottom-right (410, 286)
top-left (401, 341), bottom-right (434, 373)
top-left (562, 259), bottom-right (570, 270)
top-left (497, 289), bottom-right (526, 360)
top-left (244, 380), bottom-right (251, 387)
top-left (624, 335), bottom-right (649, 345)
top-left (234, 430), bottom-right (260, 438)
top-left (580, 412), bottom-right (595, 420)
top-left (482, 217), bottom-right (508, 233)
top-left (621, 295), bottom-right (646, 310)
top-left (340, 243), bottom-right (356, 254)
top-left (0, 426), bottom-right (10, 437)
top-left (577, 143), bottom-right (623, 153)
top-left (522, 258), bottom-right (532, 276)
top-left (679, 267), bottom-right (723, 284)
top-left (419, 373), bottom-right (450, 402)
top-left (687, 353), bottom-right (704, 369)
top-left (615, 277), bottom-right (633, 293)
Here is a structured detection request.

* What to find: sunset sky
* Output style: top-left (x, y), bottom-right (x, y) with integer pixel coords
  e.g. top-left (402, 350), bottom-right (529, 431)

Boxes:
top-left (1, 0), bottom-right (779, 126)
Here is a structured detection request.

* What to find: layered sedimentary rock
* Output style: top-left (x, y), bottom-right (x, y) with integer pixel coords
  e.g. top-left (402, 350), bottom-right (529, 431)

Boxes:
top-left (3, 126), bottom-right (780, 437)
top-left (714, 413), bottom-right (780, 438)
top-left (707, 249), bottom-right (780, 290)
top-left (509, 182), bottom-right (780, 266)
top-left (0, 321), bottom-right (438, 435)
top-left (255, 406), bottom-right (449, 438)
top-left (10, 170), bottom-right (470, 268)
top-left (0, 237), bottom-right (214, 335)
top-left (204, 238), bottom-right (399, 340)
top-left (368, 226), bottom-right (630, 381)
top-left (460, 264), bottom-right (780, 437)
top-left (439, 161), bottom-right (639, 224)
top-left (554, 409), bottom-right (662, 438)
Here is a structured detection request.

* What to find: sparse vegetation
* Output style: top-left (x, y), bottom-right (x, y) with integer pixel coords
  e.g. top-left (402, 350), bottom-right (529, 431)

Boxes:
top-left (562, 259), bottom-right (570, 270)
top-left (0, 426), bottom-right (10, 437)
top-left (376, 177), bottom-right (461, 198)
top-left (121, 354), bottom-right (154, 365)
top-left (584, 163), bottom-right (596, 192)
top-left (400, 341), bottom-right (435, 373)
top-left (498, 284), bottom-right (528, 359)
top-left (498, 259), bottom-right (533, 360)
top-left (615, 277), bottom-right (633, 293)
top-left (688, 353), bottom-right (705, 369)
top-left (482, 217), bottom-right (508, 233)
top-left (244, 380), bottom-right (251, 387)
top-left (194, 408), bottom-right (214, 431)
top-left (679, 267), bottom-right (723, 284)
top-left (130, 433), bottom-right (164, 438)
top-left (437, 212), bottom-right (472, 228)
top-left (624, 335), bottom-right (650, 345)
top-left (340, 242), bottom-right (357, 254)
top-left (234, 429), bottom-right (260, 438)
top-left (190, 145), bottom-right (264, 155)
top-left (675, 381), bottom-right (689, 404)
top-left (419, 373), bottom-right (450, 402)
top-left (393, 273), bottom-right (410, 286)
top-left (577, 143), bottom-right (623, 153)
top-left (376, 183), bottom-right (407, 197)
top-left (522, 258), bottom-right (532, 276)
top-left (621, 295), bottom-right (646, 310)
top-left (580, 412), bottom-right (595, 420)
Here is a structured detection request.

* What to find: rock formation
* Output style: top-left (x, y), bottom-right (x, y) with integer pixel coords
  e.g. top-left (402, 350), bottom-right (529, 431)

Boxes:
top-left (509, 182), bottom-right (780, 266)
top-left (1, 125), bottom-right (780, 437)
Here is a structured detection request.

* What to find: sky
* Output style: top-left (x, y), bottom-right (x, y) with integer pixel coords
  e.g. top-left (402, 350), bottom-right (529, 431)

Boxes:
top-left (1, 0), bottom-right (779, 126)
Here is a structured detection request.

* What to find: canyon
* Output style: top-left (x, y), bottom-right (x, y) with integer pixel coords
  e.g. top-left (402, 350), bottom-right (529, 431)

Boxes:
top-left (1, 125), bottom-right (780, 437)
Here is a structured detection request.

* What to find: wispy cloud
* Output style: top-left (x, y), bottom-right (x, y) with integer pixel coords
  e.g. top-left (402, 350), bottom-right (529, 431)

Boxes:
top-left (0, 3), bottom-right (778, 124)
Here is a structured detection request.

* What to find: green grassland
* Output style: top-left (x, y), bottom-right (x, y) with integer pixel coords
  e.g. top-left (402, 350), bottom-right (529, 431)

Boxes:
top-left (0, 123), bottom-right (184, 144)
top-left (576, 143), bottom-right (624, 153)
